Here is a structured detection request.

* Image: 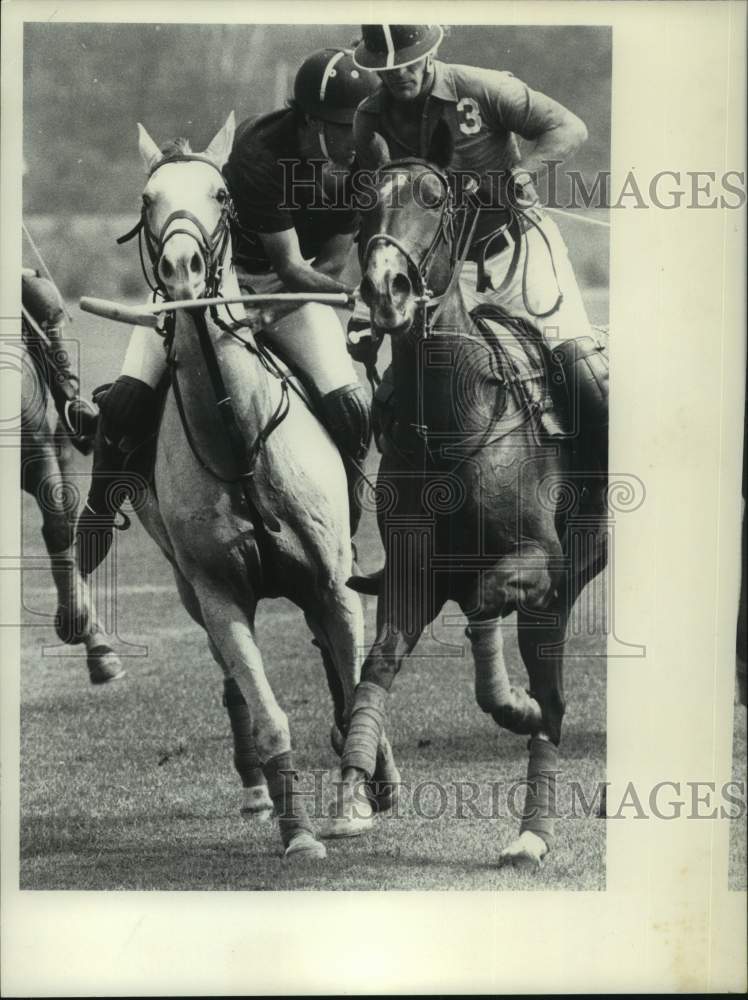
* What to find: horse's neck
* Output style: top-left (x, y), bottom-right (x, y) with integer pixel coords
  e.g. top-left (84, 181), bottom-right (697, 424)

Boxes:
top-left (171, 262), bottom-right (271, 427)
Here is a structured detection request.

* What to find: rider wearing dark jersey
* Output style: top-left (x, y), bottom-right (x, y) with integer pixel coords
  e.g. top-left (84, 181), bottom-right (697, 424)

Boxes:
top-left (77, 48), bottom-right (379, 575)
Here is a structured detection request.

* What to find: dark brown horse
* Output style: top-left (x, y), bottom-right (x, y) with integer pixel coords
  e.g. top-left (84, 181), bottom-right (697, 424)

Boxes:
top-left (20, 330), bottom-right (123, 683)
top-left (327, 148), bottom-right (608, 867)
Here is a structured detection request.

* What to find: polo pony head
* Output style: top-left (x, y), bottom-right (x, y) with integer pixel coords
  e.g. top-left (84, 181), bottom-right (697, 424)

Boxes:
top-left (358, 120), bottom-right (460, 336)
top-left (135, 113), bottom-right (236, 301)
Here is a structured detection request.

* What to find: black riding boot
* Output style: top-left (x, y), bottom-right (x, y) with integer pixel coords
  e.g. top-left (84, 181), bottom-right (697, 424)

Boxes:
top-left (552, 335), bottom-right (609, 474)
top-left (76, 376), bottom-right (159, 576)
top-left (319, 382), bottom-right (373, 539)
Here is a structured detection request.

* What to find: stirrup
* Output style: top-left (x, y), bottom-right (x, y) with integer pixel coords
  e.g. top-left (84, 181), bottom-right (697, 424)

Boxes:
top-left (62, 396), bottom-right (98, 434)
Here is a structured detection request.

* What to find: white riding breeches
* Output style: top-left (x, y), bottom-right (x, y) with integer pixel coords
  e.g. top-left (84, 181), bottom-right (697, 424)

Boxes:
top-left (119, 269), bottom-right (359, 397)
top-left (236, 266), bottom-right (357, 396)
top-left (459, 214), bottom-right (592, 346)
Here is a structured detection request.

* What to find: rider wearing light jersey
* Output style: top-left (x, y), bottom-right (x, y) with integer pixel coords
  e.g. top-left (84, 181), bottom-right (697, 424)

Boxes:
top-left (352, 24), bottom-right (609, 474)
top-left (77, 49), bottom-right (379, 575)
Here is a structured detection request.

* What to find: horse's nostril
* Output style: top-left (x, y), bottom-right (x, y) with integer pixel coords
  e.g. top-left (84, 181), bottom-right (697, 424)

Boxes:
top-left (391, 272), bottom-right (412, 305)
top-left (190, 252), bottom-right (203, 275)
top-left (160, 258), bottom-right (174, 279)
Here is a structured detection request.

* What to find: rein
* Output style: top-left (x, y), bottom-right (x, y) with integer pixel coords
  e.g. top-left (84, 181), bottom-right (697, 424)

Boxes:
top-left (117, 154), bottom-right (235, 300)
top-left (165, 307), bottom-right (287, 538)
top-left (362, 158), bottom-right (481, 339)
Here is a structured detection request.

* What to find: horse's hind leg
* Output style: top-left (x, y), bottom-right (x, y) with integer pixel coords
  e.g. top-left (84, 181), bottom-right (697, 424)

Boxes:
top-left (209, 640), bottom-right (273, 819)
top-left (192, 581), bottom-right (325, 861)
top-left (306, 586), bottom-right (400, 829)
top-left (496, 592), bottom-right (575, 869)
top-left (170, 568), bottom-right (273, 818)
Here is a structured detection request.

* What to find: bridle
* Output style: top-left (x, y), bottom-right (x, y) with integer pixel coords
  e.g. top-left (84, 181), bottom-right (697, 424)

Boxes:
top-left (117, 153), bottom-right (235, 300)
top-left (361, 158), bottom-right (480, 338)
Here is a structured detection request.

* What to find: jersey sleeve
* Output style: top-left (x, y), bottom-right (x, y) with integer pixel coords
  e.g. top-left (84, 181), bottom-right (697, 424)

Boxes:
top-left (479, 68), bottom-right (575, 141)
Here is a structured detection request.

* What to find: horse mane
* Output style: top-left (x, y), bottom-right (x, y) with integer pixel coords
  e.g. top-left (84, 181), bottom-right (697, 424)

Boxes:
top-left (159, 137), bottom-right (193, 157)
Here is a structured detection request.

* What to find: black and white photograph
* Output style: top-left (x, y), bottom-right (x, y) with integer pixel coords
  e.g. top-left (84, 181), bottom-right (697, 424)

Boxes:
top-left (1, 1), bottom-right (745, 995)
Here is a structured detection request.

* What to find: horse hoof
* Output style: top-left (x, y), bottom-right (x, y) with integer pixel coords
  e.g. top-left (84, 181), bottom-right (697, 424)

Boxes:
top-left (368, 736), bottom-right (401, 813)
top-left (240, 786), bottom-right (274, 820)
top-left (367, 781), bottom-right (400, 815)
top-left (87, 647), bottom-right (126, 685)
top-left (319, 793), bottom-right (374, 839)
top-left (497, 831), bottom-right (548, 870)
top-left (283, 831), bottom-right (326, 861)
top-left (319, 813), bottom-right (374, 839)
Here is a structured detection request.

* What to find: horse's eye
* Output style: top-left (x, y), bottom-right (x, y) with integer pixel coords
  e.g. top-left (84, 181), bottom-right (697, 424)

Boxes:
top-left (142, 193), bottom-right (152, 210)
top-left (216, 188), bottom-right (228, 204)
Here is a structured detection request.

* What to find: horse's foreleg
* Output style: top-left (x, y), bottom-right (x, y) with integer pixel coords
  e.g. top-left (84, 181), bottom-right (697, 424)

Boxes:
top-left (194, 583), bottom-right (325, 861)
top-left (308, 587), bottom-right (401, 821)
top-left (23, 440), bottom-right (123, 683)
top-left (322, 616), bottom-right (422, 839)
top-left (466, 617), bottom-right (543, 734)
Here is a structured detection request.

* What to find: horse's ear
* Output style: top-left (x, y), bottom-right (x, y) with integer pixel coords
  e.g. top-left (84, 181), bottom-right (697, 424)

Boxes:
top-left (364, 131), bottom-right (391, 170)
top-left (426, 118), bottom-right (454, 171)
top-left (203, 111), bottom-right (236, 168)
top-left (137, 123), bottom-right (162, 173)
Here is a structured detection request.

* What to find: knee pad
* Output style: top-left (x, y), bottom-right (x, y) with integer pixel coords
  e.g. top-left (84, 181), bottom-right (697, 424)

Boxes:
top-left (552, 336), bottom-right (608, 429)
top-left (319, 382), bottom-right (372, 463)
top-left (22, 273), bottom-right (64, 329)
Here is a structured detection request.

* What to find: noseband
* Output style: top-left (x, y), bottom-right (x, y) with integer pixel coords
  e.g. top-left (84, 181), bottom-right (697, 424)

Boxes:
top-left (117, 154), bottom-right (235, 300)
top-left (362, 158), bottom-right (479, 337)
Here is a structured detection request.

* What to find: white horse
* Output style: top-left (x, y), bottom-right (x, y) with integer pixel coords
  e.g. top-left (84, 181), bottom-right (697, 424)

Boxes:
top-left (110, 114), bottom-right (395, 860)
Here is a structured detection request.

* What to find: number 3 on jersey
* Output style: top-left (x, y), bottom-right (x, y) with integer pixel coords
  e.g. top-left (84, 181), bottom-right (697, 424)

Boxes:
top-left (457, 97), bottom-right (483, 135)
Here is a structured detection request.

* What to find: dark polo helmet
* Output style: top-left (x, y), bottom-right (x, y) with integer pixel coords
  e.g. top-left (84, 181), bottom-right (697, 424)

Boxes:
top-left (293, 48), bottom-right (378, 125)
top-left (353, 24), bottom-right (444, 71)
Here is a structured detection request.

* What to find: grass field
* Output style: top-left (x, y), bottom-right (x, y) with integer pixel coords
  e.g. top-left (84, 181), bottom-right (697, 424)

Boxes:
top-left (15, 285), bottom-right (738, 893)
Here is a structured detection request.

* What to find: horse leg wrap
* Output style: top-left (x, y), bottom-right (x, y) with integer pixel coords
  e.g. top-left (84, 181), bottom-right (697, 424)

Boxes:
top-left (319, 383), bottom-right (372, 536)
top-left (466, 620), bottom-right (511, 713)
top-left (519, 736), bottom-right (560, 849)
top-left (340, 681), bottom-right (388, 779)
top-left (262, 751), bottom-right (313, 847)
top-left (222, 678), bottom-right (264, 789)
